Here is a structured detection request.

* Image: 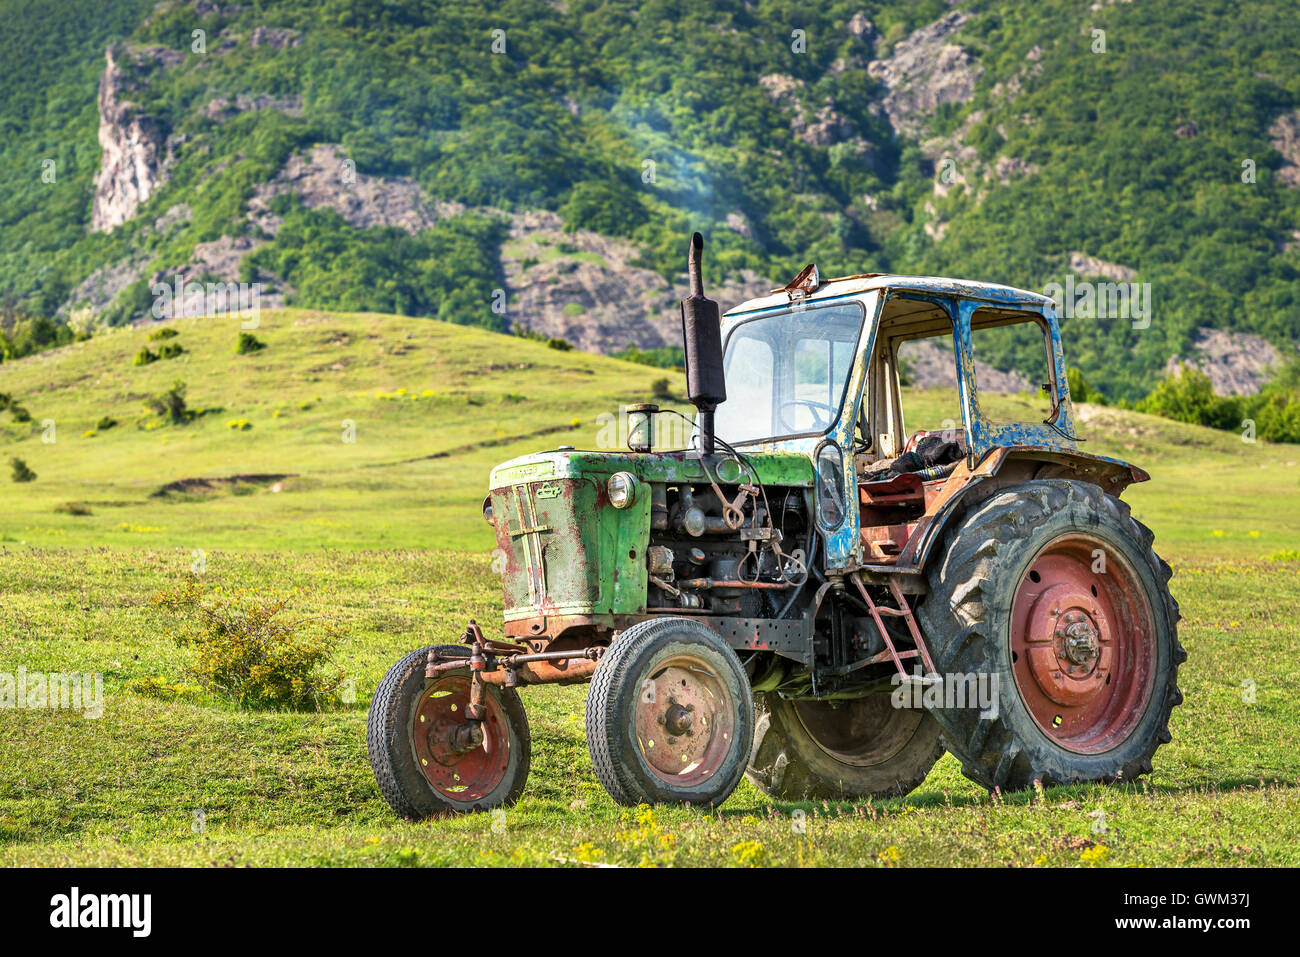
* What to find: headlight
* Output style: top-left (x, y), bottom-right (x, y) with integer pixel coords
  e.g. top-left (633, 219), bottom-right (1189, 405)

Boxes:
top-left (482, 494), bottom-right (495, 526)
top-left (607, 471), bottom-right (638, 509)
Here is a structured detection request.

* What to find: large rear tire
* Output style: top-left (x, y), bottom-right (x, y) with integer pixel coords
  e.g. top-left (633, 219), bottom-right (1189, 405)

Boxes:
top-left (585, 618), bottom-right (753, 807)
top-left (368, 645), bottom-right (531, 818)
top-left (747, 692), bottom-right (944, 801)
top-left (914, 480), bottom-right (1184, 791)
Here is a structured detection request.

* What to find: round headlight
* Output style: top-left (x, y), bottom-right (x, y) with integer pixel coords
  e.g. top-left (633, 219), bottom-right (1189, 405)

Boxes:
top-left (482, 494), bottom-right (495, 526)
top-left (607, 471), bottom-right (638, 509)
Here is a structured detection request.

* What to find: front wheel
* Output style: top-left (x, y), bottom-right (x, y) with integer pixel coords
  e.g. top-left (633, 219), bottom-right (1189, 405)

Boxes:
top-left (368, 645), bottom-right (531, 818)
top-left (585, 618), bottom-right (754, 807)
top-left (914, 480), bottom-right (1184, 791)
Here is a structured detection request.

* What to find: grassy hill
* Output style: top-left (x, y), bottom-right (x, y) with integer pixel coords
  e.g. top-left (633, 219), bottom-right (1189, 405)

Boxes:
top-left (0, 308), bottom-right (692, 550)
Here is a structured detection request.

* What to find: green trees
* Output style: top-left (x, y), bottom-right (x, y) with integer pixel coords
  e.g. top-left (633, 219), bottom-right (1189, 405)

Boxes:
top-left (1137, 362), bottom-right (1300, 443)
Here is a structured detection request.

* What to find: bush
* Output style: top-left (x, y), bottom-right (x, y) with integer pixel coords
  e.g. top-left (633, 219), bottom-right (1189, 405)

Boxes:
top-left (147, 327), bottom-right (179, 341)
top-left (96, 415), bottom-right (117, 430)
top-left (651, 376), bottom-right (674, 400)
top-left (134, 346), bottom-right (159, 366)
top-left (615, 344), bottom-right (686, 369)
top-left (10, 456), bottom-right (36, 482)
top-left (1066, 367), bottom-right (1106, 405)
top-left (10, 403), bottom-right (31, 423)
top-left (152, 577), bottom-right (343, 710)
top-left (144, 380), bottom-right (189, 423)
top-left (159, 342), bottom-right (184, 359)
top-left (1136, 365), bottom-right (1242, 431)
top-left (235, 332), bottom-right (265, 354)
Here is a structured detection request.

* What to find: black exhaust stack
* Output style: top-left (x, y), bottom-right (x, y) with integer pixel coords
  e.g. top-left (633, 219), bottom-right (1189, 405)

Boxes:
top-left (680, 232), bottom-right (726, 454)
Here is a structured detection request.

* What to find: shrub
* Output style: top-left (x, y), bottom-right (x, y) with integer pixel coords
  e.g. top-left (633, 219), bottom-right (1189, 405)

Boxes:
top-left (134, 347), bottom-right (159, 366)
top-left (10, 403), bottom-right (31, 423)
top-left (54, 502), bottom-right (92, 516)
top-left (614, 344), bottom-right (685, 369)
top-left (144, 380), bottom-right (189, 423)
top-left (147, 327), bottom-right (179, 341)
top-left (159, 342), bottom-right (184, 359)
top-left (10, 456), bottom-right (36, 482)
top-left (1067, 367), bottom-right (1106, 405)
top-left (651, 377), bottom-right (674, 400)
top-left (235, 332), bottom-right (265, 354)
top-left (152, 577), bottom-right (344, 710)
top-left (96, 416), bottom-right (117, 430)
top-left (546, 337), bottom-right (573, 351)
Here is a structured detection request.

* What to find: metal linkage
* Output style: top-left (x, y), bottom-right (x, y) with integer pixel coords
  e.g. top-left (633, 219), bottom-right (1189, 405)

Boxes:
top-left (424, 619), bottom-right (604, 691)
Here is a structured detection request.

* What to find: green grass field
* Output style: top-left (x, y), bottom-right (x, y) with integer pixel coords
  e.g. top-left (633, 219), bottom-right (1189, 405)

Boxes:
top-left (2, 310), bottom-right (1298, 866)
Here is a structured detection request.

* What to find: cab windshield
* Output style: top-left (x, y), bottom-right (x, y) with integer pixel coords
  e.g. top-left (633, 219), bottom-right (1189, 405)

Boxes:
top-left (714, 301), bottom-right (865, 446)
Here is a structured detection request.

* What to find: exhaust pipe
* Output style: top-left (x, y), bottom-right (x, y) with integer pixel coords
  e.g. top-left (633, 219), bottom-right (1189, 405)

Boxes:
top-left (679, 232), bottom-right (727, 454)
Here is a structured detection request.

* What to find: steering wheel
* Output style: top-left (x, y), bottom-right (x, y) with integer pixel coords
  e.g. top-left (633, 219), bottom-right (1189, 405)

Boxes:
top-left (778, 398), bottom-right (837, 433)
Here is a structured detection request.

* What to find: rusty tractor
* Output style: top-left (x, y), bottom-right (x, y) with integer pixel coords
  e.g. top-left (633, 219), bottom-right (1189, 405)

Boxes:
top-left (368, 233), bottom-right (1184, 816)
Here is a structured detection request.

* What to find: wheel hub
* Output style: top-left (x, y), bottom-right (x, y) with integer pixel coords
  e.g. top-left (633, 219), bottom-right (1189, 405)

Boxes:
top-left (1058, 612), bottom-right (1101, 669)
top-left (633, 656), bottom-right (735, 786)
top-left (663, 702), bottom-right (695, 737)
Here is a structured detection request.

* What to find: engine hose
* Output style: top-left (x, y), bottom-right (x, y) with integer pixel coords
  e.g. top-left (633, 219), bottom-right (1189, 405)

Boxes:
top-left (775, 530), bottom-right (818, 620)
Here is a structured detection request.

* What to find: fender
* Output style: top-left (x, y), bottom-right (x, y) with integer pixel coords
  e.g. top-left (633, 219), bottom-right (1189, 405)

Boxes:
top-left (882, 445), bottom-right (1149, 574)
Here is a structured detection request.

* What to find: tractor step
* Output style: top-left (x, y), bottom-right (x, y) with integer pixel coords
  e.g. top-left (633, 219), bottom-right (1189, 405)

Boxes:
top-left (851, 574), bottom-right (939, 681)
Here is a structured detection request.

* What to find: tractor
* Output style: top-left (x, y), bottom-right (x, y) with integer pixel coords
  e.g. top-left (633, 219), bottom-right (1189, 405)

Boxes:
top-left (368, 233), bottom-right (1184, 816)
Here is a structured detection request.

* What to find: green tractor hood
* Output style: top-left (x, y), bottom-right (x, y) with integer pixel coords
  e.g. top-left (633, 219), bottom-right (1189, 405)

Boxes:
top-left (487, 447), bottom-right (813, 627)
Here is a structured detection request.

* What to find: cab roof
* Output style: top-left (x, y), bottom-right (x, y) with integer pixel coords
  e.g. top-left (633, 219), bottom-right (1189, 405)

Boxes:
top-left (722, 272), bottom-right (1054, 322)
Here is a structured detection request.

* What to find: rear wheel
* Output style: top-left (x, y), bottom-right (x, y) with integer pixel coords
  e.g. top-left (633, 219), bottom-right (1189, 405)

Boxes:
top-left (585, 618), bottom-right (753, 807)
top-left (747, 693), bottom-right (943, 801)
top-left (368, 645), bottom-right (531, 818)
top-left (914, 480), bottom-right (1184, 791)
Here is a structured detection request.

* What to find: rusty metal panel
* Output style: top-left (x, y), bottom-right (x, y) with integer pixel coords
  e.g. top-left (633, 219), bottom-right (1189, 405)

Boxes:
top-left (492, 474), bottom-right (650, 623)
top-left (701, 616), bottom-right (812, 662)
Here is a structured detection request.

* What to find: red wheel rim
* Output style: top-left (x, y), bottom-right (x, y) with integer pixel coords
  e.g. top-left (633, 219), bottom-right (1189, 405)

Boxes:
top-left (1010, 534), bottom-right (1156, 754)
top-left (411, 675), bottom-right (511, 803)
top-left (633, 654), bottom-right (736, 787)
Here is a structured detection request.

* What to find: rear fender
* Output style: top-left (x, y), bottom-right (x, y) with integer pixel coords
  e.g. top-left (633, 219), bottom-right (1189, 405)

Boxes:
top-left (894, 446), bottom-right (1148, 572)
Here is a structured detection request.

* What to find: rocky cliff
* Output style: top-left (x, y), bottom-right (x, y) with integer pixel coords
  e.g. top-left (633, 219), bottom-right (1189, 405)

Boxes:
top-left (90, 44), bottom-right (181, 233)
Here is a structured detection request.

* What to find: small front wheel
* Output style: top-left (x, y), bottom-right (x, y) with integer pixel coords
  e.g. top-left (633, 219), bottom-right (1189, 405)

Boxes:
top-left (585, 618), bottom-right (753, 807)
top-left (368, 645), bottom-right (531, 818)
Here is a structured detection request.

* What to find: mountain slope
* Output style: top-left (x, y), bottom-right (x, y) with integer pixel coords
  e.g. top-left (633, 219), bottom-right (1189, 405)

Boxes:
top-left (1, 0), bottom-right (1298, 400)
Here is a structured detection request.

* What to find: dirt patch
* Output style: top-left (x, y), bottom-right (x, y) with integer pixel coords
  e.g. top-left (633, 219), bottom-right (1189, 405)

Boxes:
top-left (152, 473), bottom-right (295, 499)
